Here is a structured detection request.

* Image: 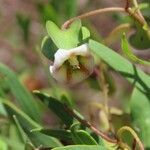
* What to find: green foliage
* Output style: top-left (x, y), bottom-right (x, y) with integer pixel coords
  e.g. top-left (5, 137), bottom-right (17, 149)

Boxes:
top-left (46, 19), bottom-right (81, 49)
top-left (34, 91), bottom-right (74, 127)
top-left (1, 0), bottom-right (150, 149)
top-left (41, 36), bottom-right (57, 60)
top-left (89, 40), bottom-right (150, 93)
top-left (0, 63), bottom-right (41, 122)
top-left (121, 33), bottom-right (150, 65)
top-left (52, 145), bottom-right (106, 150)
top-left (130, 88), bottom-right (150, 148)
top-left (89, 39), bottom-right (150, 149)
top-left (70, 123), bottom-right (98, 145)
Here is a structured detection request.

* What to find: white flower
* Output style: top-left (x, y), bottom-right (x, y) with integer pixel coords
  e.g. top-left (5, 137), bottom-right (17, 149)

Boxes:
top-left (50, 43), bottom-right (94, 85)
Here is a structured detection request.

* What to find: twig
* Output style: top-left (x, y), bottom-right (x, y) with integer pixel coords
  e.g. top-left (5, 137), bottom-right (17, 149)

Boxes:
top-left (62, 2), bottom-right (147, 30)
top-left (117, 126), bottom-right (144, 150)
top-left (62, 7), bottom-right (125, 29)
top-left (64, 105), bottom-right (118, 143)
top-left (126, 7), bottom-right (145, 26)
top-left (132, 0), bottom-right (146, 23)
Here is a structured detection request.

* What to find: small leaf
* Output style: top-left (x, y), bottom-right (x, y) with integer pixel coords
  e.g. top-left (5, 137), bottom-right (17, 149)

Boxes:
top-left (33, 91), bottom-right (73, 127)
top-left (121, 33), bottom-right (150, 65)
top-left (71, 123), bottom-right (98, 145)
top-left (41, 36), bottom-right (57, 60)
top-left (46, 19), bottom-right (81, 49)
top-left (32, 128), bottom-right (72, 141)
top-left (0, 63), bottom-right (41, 122)
top-left (81, 27), bottom-right (90, 41)
top-left (52, 145), bottom-right (106, 150)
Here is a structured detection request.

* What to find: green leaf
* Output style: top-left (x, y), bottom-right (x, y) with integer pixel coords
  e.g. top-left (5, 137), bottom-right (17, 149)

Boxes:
top-left (0, 98), bottom-right (62, 148)
top-left (89, 40), bottom-right (150, 95)
top-left (41, 36), bottom-right (57, 60)
top-left (0, 98), bottom-right (41, 129)
top-left (27, 131), bottom-right (62, 148)
top-left (32, 128), bottom-right (72, 141)
top-left (71, 123), bottom-right (98, 145)
top-left (0, 63), bottom-right (41, 122)
top-left (13, 115), bottom-right (27, 143)
top-left (52, 145), bottom-right (106, 150)
top-left (121, 33), bottom-right (150, 65)
top-left (33, 91), bottom-right (73, 127)
top-left (81, 27), bottom-right (91, 42)
top-left (130, 88), bottom-right (150, 148)
top-left (46, 19), bottom-right (81, 49)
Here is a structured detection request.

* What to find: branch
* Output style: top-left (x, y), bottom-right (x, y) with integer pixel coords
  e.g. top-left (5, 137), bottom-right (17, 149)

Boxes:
top-left (62, 7), bottom-right (125, 29)
top-left (117, 126), bottom-right (144, 150)
top-left (62, 3), bottom-right (148, 30)
top-left (64, 105), bottom-right (118, 143)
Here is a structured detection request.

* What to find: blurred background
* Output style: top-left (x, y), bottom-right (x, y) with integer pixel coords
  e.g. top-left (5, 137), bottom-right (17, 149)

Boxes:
top-left (0, 0), bottom-right (149, 132)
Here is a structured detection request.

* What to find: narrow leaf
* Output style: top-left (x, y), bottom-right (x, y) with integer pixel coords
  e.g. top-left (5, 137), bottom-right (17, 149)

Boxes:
top-left (33, 91), bottom-right (73, 127)
top-left (122, 33), bottom-right (150, 65)
top-left (52, 145), bottom-right (106, 150)
top-left (89, 40), bottom-right (150, 96)
top-left (0, 63), bottom-right (41, 122)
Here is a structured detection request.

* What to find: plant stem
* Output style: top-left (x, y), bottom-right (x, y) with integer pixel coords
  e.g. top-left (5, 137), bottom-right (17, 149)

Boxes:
top-left (64, 105), bottom-right (117, 143)
top-left (62, 7), bottom-right (125, 29)
top-left (132, 0), bottom-right (146, 22)
top-left (62, 3), bottom-right (148, 30)
top-left (117, 126), bottom-right (144, 150)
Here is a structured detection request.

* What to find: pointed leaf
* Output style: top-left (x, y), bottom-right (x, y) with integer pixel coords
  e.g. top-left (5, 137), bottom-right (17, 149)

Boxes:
top-left (52, 145), bottom-right (106, 150)
top-left (89, 40), bottom-right (150, 95)
top-left (121, 33), bottom-right (150, 65)
top-left (0, 63), bottom-right (41, 122)
top-left (71, 123), bottom-right (98, 145)
top-left (33, 91), bottom-right (73, 127)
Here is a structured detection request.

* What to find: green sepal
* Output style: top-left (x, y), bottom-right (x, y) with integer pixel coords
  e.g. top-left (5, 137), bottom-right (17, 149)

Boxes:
top-left (41, 36), bottom-right (57, 60)
top-left (46, 19), bottom-right (82, 49)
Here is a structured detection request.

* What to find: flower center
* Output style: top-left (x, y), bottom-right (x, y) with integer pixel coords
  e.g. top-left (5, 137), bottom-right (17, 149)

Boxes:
top-left (68, 56), bottom-right (80, 70)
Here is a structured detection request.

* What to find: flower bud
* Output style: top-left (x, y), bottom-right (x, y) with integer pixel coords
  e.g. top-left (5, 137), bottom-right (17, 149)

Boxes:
top-left (50, 43), bottom-right (94, 85)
